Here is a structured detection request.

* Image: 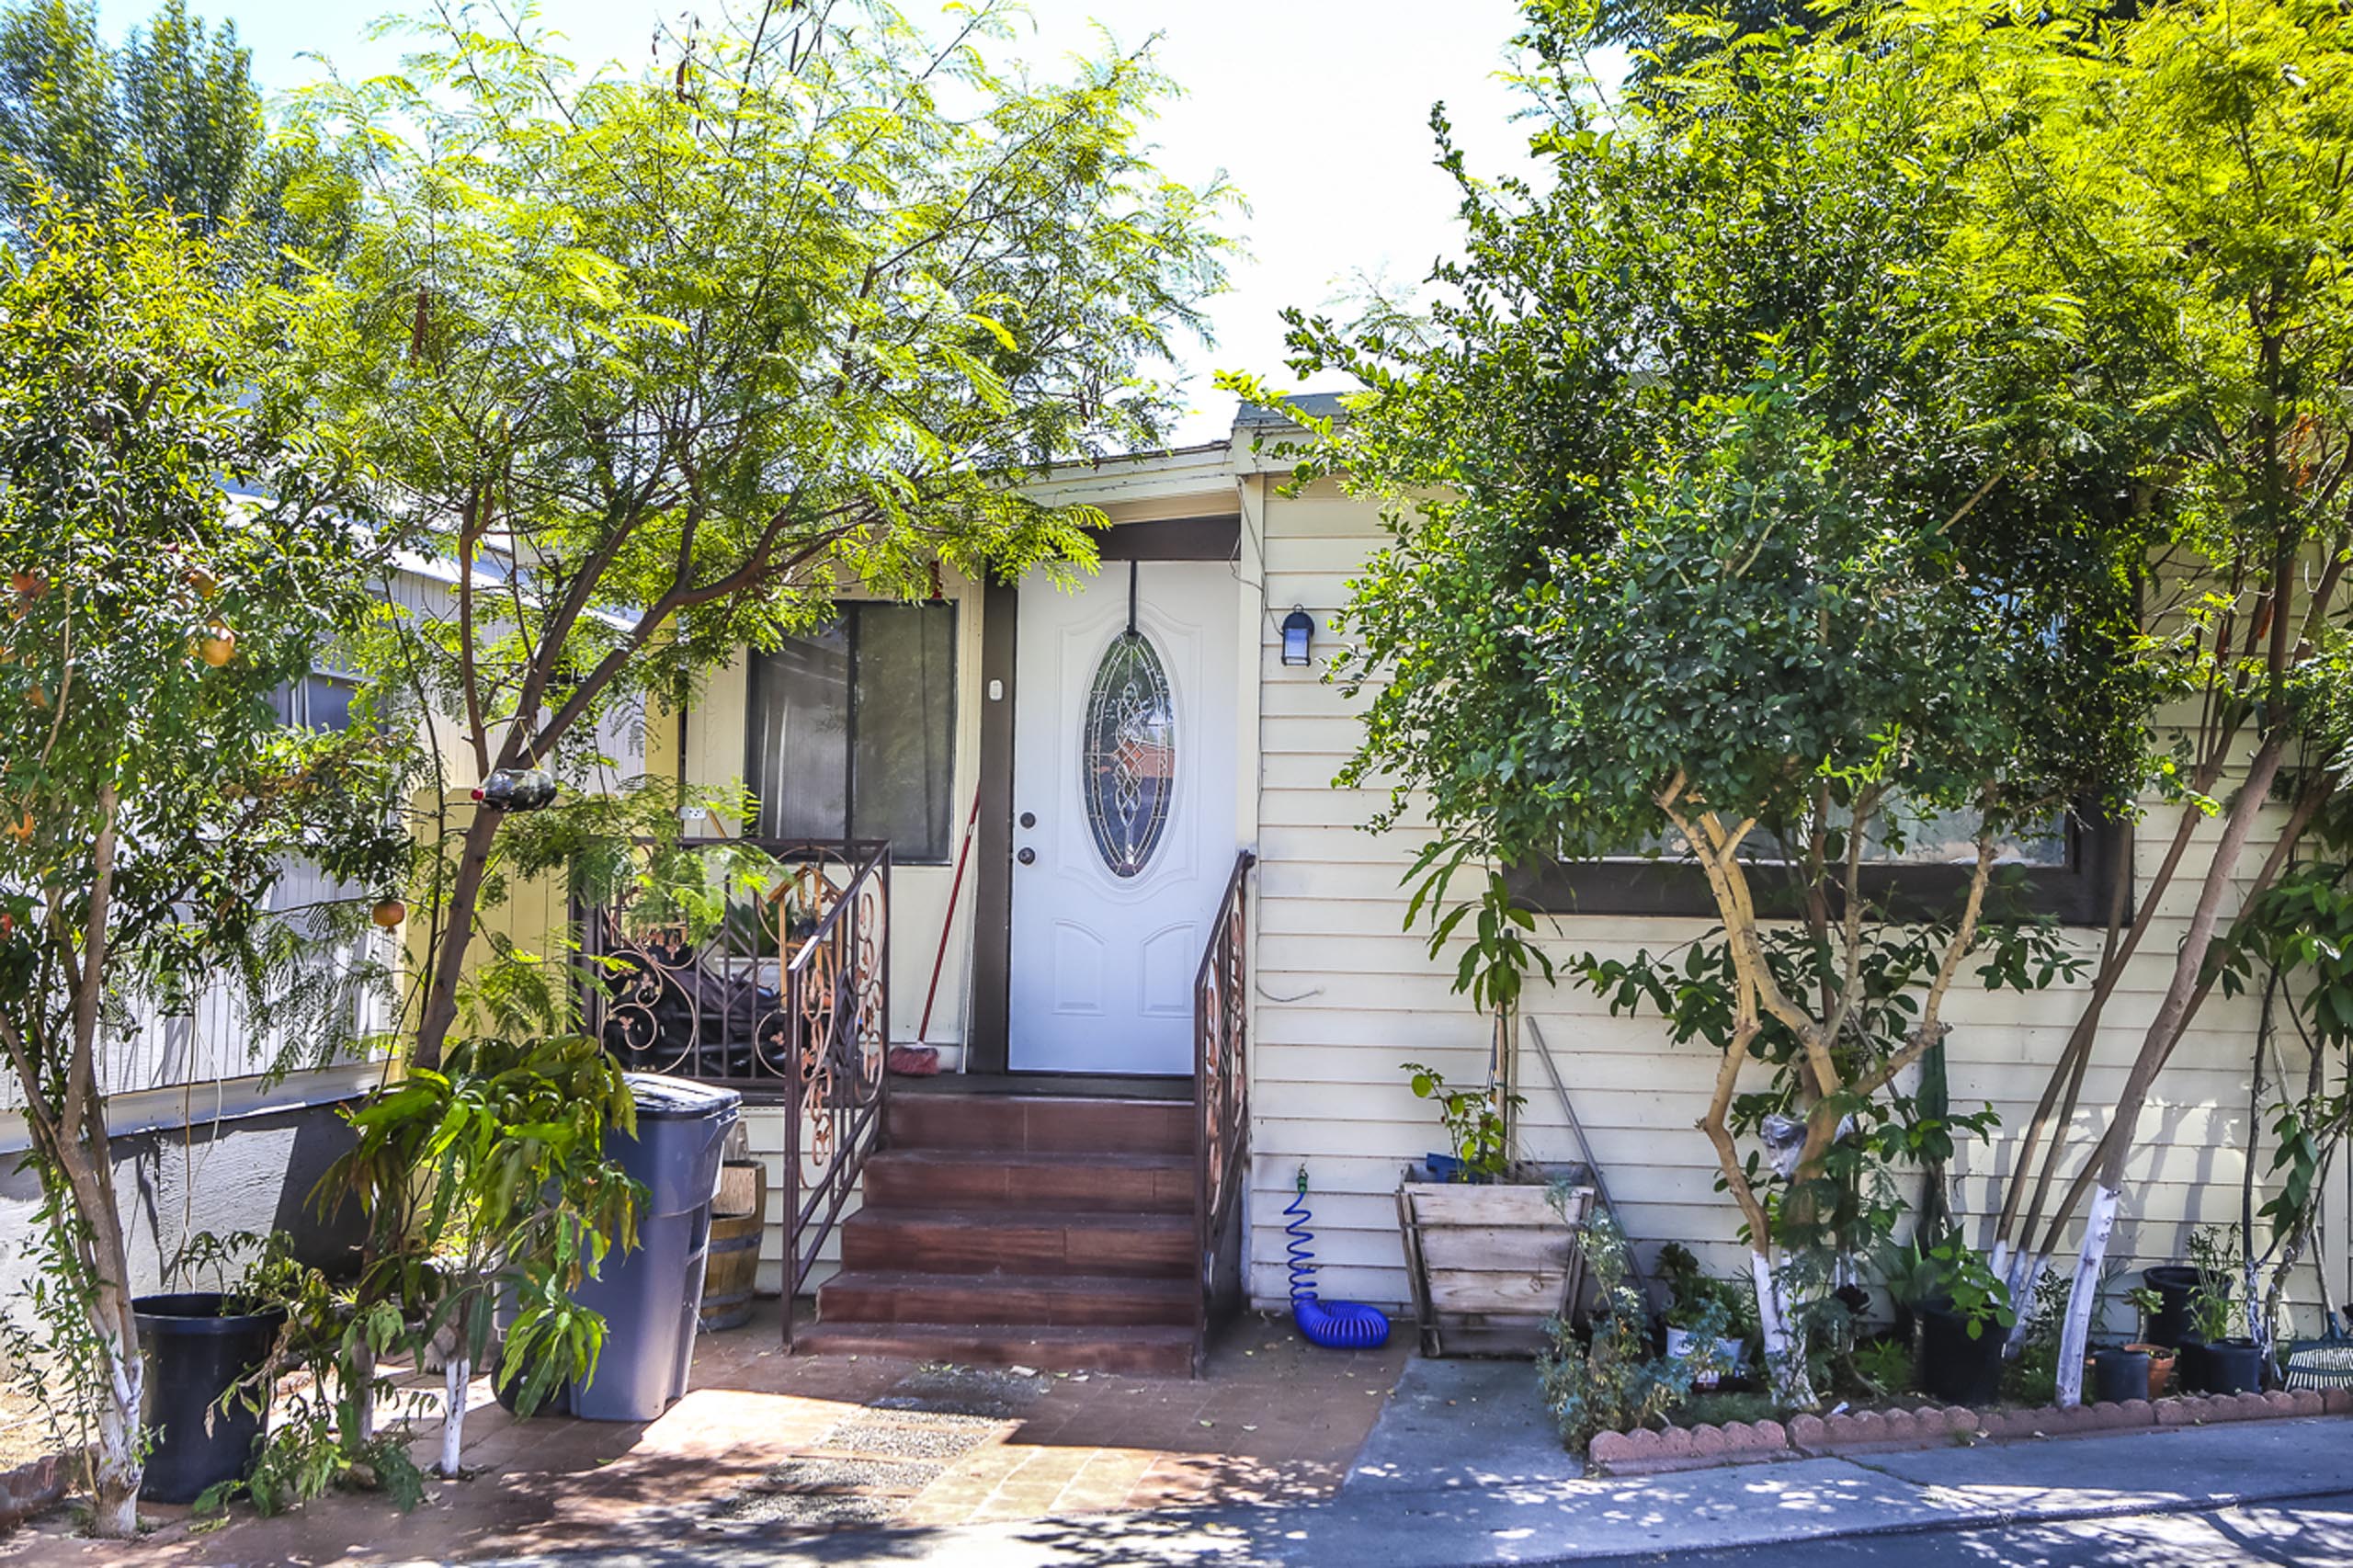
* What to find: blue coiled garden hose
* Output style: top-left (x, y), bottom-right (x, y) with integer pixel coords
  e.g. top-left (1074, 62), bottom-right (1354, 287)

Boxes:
top-left (1283, 1166), bottom-right (1391, 1349)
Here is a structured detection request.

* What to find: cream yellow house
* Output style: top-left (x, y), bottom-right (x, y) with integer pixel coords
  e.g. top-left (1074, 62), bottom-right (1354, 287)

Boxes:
top-left (621, 398), bottom-right (2335, 1375)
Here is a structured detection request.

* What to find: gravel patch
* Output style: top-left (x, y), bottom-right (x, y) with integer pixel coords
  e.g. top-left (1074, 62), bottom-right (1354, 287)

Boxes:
top-left (875, 1362), bottom-right (1049, 1418)
top-left (706, 1490), bottom-right (905, 1529)
top-left (815, 1415), bottom-right (1000, 1461)
top-left (746, 1456), bottom-right (945, 1494)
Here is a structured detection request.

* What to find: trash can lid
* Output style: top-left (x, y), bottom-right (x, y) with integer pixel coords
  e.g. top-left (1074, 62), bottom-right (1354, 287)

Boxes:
top-left (624, 1073), bottom-right (743, 1119)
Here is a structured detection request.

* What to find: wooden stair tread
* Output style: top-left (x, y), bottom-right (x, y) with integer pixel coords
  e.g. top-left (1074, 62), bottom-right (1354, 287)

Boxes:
top-left (846, 1206), bottom-right (1193, 1233)
top-left (823, 1267), bottom-right (1194, 1298)
top-left (864, 1147), bottom-right (1191, 1173)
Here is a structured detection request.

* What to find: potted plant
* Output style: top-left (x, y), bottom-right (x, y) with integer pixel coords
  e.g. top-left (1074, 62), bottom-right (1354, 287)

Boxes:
top-left (2180, 1227), bottom-right (2265, 1394)
top-left (1403, 1060), bottom-right (1522, 1183)
top-left (1654, 1244), bottom-right (1753, 1389)
top-left (2140, 1262), bottom-right (2201, 1347)
top-left (2114, 1283), bottom-right (2179, 1399)
top-left (130, 1234), bottom-right (297, 1508)
top-left (1913, 1241), bottom-right (2016, 1406)
top-left (1395, 1062), bottom-right (1591, 1355)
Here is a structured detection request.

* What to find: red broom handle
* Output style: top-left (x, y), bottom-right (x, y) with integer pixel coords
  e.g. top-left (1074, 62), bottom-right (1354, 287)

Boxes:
top-left (917, 790), bottom-right (982, 1043)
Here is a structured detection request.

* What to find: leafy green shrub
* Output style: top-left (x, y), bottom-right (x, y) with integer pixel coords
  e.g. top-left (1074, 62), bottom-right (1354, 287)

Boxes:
top-left (1849, 1337), bottom-right (1915, 1399)
top-left (1656, 1243), bottom-right (1756, 1335)
top-left (1540, 1213), bottom-right (1722, 1453)
top-left (1401, 1061), bottom-right (1522, 1180)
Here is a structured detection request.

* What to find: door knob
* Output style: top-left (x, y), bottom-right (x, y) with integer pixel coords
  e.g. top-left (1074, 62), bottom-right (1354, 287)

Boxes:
top-left (1017, 847), bottom-right (1036, 865)
top-left (1018, 811), bottom-right (1037, 828)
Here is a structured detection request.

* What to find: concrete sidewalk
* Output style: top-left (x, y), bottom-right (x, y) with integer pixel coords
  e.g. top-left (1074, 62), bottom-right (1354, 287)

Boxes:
top-left (487, 1360), bottom-right (2353, 1566)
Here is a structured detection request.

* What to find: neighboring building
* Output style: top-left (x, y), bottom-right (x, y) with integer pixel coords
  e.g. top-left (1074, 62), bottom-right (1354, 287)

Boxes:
top-left (0, 538), bottom-right (645, 1307)
top-left (613, 399), bottom-right (2338, 1371)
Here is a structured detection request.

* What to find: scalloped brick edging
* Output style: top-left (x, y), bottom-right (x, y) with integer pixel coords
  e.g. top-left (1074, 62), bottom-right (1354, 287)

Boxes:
top-left (0, 1451), bottom-right (65, 1528)
top-left (1587, 1386), bottom-right (2352, 1476)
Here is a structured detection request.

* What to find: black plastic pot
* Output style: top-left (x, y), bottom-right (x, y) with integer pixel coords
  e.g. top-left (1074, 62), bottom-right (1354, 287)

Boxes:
top-left (1916, 1300), bottom-right (2006, 1407)
top-left (2142, 1265), bottom-right (2200, 1347)
top-left (2090, 1343), bottom-right (2152, 1405)
top-left (2185, 1336), bottom-right (2266, 1395)
top-left (133, 1292), bottom-right (284, 1505)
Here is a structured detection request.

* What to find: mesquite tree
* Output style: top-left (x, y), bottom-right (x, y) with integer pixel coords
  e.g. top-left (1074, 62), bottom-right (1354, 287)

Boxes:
top-left (286, 0), bottom-right (1231, 1071)
top-left (1229, 5), bottom-right (2154, 1404)
top-left (1893, 0), bottom-right (2353, 1403)
top-left (0, 194), bottom-right (400, 1537)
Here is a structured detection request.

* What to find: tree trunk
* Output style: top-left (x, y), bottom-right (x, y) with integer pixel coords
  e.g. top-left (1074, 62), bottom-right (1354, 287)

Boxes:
top-left (438, 1356), bottom-right (470, 1478)
top-left (412, 805), bottom-right (504, 1072)
top-left (2052, 1182), bottom-right (2118, 1407)
top-left (1750, 1250), bottom-right (1815, 1407)
top-left (2052, 732), bottom-right (2289, 1403)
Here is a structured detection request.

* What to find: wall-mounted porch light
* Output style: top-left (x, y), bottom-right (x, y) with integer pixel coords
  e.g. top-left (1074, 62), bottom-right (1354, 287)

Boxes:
top-left (1281, 607), bottom-right (1315, 667)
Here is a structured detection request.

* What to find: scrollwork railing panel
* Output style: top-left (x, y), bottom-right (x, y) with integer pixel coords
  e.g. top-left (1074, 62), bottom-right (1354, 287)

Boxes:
top-left (1194, 850), bottom-right (1255, 1363)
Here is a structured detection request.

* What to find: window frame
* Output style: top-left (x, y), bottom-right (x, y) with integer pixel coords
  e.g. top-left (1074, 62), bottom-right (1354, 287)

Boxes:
top-left (1506, 807), bottom-right (2131, 926)
top-left (744, 598), bottom-right (960, 866)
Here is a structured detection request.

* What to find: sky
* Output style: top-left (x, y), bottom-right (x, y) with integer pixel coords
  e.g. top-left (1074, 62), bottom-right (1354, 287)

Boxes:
top-left (97, 0), bottom-right (1608, 445)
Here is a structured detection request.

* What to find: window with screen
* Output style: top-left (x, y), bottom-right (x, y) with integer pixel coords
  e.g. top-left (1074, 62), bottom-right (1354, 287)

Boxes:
top-left (271, 669), bottom-right (361, 732)
top-left (745, 601), bottom-right (957, 862)
top-left (1507, 800), bottom-right (2125, 925)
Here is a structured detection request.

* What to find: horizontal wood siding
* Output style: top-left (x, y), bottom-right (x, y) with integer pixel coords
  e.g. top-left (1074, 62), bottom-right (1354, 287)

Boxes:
top-left (1247, 478), bottom-right (2338, 1330)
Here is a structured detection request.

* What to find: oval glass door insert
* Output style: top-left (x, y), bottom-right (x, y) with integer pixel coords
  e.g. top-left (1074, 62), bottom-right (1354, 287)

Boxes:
top-left (1083, 629), bottom-right (1176, 878)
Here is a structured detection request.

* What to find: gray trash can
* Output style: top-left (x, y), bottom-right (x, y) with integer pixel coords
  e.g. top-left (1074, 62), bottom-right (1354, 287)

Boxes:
top-left (569, 1073), bottom-right (741, 1422)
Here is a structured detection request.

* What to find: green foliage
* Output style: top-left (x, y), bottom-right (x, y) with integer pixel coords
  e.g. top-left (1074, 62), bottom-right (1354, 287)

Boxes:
top-left (322, 1031), bottom-right (642, 1422)
top-left (2212, 862), bottom-right (2353, 1252)
top-left (1575, 922), bottom-right (2029, 1255)
top-left (1540, 1212), bottom-right (1723, 1453)
top-left (1929, 1243), bottom-right (2017, 1342)
top-left (0, 1), bottom-right (321, 252)
top-left (1848, 1337), bottom-right (1915, 1400)
top-left (0, 190), bottom-right (401, 1530)
top-left (1877, 1234), bottom-right (2014, 1341)
top-left (1402, 1061), bottom-right (1522, 1180)
top-left (2011, 1265), bottom-right (2074, 1405)
top-left (1223, 4), bottom-right (2156, 1336)
top-left (1654, 1242), bottom-right (1755, 1336)
top-left (2188, 1226), bottom-right (2244, 1346)
top-left (288, 0), bottom-right (1232, 1070)
top-left (170, 1232), bottom-right (426, 1518)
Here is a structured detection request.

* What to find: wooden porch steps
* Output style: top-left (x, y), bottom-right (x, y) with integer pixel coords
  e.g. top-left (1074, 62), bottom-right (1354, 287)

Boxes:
top-left (808, 1091), bottom-right (1199, 1378)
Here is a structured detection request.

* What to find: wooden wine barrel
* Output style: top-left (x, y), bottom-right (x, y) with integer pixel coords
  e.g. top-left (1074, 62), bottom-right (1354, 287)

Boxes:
top-left (699, 1159), bottom-right (767, 1333)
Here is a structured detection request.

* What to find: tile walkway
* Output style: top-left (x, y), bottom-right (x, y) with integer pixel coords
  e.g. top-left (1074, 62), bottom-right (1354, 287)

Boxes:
top-left (3, 1299), bottom-right (1405, 1563)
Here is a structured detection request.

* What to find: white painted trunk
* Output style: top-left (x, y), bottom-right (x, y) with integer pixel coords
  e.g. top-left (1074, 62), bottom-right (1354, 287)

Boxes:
top-left (1988, 1239), bottom-right (2012, 1290)
top-left (2054, 1184), bottom-right (2119, 1407)
top-left (2003, 1253), bottom-right (2049, 1356)
top-left (1750, 1251), bottom-right (1816, 1409)
top-left (89, 1320), bottom-right (144, 1539)
top-left (438, 1357), bottom-right (471, 1477)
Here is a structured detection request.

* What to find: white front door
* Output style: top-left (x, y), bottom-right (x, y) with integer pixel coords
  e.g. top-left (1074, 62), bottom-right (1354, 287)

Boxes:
top-left (1008, 561), bottom-right (1239, 1074)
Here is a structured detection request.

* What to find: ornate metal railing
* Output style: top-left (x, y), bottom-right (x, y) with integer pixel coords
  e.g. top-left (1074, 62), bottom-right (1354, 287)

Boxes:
top-left (1193, 849), bottom-right (1255, 1363)
top-left (776, 843), bottom-right (890, 1350)
top-left (576, 835), bottom-right (890, 1351)
top-left (582, 836), bottom-right (886, 1089)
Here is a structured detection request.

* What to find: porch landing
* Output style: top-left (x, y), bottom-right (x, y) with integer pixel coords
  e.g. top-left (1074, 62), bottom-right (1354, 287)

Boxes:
top-left (799, 1088), bottom-right (1204, 1377)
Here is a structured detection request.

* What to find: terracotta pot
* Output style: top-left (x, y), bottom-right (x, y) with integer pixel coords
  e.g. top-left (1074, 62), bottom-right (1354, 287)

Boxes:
top-left (2127, 1342), bottom-right (2177, 1399)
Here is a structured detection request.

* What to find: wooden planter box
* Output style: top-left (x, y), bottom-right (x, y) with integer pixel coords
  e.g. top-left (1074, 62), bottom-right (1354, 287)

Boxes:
top-left (1395, 1176), bottom-right (1594, 1358)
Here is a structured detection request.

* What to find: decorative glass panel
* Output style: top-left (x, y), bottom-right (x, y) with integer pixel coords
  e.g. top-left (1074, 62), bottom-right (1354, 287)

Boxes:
top-left (1084, 630), bottom-right (1176, 878)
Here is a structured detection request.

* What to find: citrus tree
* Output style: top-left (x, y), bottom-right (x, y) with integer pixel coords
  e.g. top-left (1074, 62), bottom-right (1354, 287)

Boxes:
top-left (0, 193), bottom-right (401, 1537)
top-left (1228, 4), bottom-right (2157, 1404)
top-left (279, 0), bottom-right (1233, 1074)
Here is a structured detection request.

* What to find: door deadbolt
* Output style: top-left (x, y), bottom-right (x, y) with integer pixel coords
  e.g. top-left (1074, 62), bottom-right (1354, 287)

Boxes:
top-left (1017, 846), bottom-right (1037, 865)
top-left (1018, 811), bottom-right (1037, 828)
